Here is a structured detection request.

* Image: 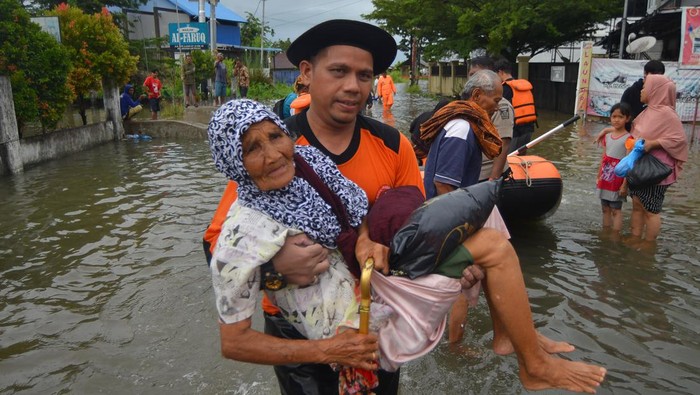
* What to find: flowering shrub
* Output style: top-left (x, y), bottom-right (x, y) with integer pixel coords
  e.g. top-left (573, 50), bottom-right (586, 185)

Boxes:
top-left (0, 0), bottom-right (72, 130)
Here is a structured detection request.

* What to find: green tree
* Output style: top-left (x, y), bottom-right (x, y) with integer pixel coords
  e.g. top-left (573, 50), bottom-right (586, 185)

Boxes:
top-left (270, 38), bottom-right (291, 52)
top-left (240, 12), bottom-right (275, 47)
top-left (0, 0), bottom-right (72, 133)
top-left (48, 4), bottom-right (139, 125)
top-left (366, 0), bottom-right (621, 61)
top-left (27, 0), bottom-right (148, 15)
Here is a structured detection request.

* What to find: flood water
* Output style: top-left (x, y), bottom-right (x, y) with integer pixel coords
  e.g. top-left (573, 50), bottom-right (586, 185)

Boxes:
top-left (1, 82), bottom-right (699, 394)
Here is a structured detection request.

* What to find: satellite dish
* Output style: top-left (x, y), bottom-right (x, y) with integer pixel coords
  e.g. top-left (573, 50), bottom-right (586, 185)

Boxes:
top-left (626, 36), bottom-right (657, 54)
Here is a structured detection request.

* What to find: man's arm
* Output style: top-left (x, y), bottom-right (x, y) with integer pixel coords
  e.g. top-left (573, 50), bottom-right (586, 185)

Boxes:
top-left (434, 180), bottom-right (456, 196)
top-left (489, 138), bottom-right (510, 180)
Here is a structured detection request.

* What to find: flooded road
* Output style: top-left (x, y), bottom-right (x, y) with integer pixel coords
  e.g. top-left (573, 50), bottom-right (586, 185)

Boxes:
top-left (1, 82), bottom-right (699, 394)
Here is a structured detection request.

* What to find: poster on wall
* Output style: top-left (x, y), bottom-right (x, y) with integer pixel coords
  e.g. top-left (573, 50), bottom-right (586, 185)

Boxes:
top-left (586, 58), bottom-right (700, 121)
top-left (680, 7), bottom-right (700, 68)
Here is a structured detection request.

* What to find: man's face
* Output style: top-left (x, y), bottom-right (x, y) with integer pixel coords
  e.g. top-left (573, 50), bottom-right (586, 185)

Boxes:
top-left (128, 87), bottom-right (135, 95)
top-left (472, 84), bottom-right (503, 116)
top-left (301, 45), bottom-right (374, 128)
top-left (186, 56), bottom-right (192, 63)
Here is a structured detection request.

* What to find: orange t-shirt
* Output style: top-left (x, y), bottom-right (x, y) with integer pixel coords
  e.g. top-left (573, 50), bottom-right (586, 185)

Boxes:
top-left (204, 112), bottom-right (424, 314)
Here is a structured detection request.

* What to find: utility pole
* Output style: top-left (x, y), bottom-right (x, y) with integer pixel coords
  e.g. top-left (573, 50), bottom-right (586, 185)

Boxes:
top-left (260, 0), bottom-right (266, 68)
top-left (619, 0), bottom-right (628, 59)
top-left (210, 0), bottom-right (217, 54)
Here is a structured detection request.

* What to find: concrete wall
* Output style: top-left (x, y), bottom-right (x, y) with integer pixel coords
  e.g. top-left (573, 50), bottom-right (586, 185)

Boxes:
top-left (124, 119), bottom-right (208, 139)
top-left (1, 77), bottom-right (210, 177)
top-left (20, 122), bottom-right (115, 168)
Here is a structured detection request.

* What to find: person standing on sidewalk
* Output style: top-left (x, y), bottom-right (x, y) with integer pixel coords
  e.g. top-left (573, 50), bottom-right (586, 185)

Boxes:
top-left (143, 69), bottom-right (162, 120)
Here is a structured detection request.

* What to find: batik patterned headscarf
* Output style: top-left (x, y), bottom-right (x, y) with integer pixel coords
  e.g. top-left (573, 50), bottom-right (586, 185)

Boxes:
top-left (208, 99), bottom-right (368, 247)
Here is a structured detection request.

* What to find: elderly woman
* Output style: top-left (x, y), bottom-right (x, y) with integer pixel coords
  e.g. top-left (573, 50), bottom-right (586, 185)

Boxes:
top-left (207, 100), bottom-right (379, 388)
top-left (629, 74), bottom-right (688, 241)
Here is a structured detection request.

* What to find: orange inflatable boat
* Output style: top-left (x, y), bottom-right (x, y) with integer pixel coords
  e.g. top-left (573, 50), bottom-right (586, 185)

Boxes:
top-left (498, 155), bottom-right (562, 221)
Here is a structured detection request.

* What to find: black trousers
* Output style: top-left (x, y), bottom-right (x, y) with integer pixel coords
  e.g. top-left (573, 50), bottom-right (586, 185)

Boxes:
top-left (264, 313), bottom-right (401, 395)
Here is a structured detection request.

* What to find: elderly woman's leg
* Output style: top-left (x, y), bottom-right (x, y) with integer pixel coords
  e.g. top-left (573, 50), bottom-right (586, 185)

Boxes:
top-left (462, 228), bottom-right (606, 393)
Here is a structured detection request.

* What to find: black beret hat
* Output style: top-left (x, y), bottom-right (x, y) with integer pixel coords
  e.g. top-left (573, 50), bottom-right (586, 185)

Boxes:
top-left (286, 19), bottom-right (397, 75)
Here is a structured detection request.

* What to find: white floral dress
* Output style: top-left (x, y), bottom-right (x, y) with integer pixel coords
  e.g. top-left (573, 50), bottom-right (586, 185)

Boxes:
top-left (210, 202), bottom-right (358, 340)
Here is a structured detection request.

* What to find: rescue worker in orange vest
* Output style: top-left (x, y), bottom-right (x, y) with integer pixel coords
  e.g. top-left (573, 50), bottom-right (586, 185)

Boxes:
top-left (495, 59), bottom-right (537, 155)
top-left (377, 71), bottom-right (396, 110)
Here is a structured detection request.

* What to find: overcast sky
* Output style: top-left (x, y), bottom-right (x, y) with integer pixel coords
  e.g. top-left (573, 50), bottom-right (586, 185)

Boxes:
top-left (220, 0), bottom-right (377, 42)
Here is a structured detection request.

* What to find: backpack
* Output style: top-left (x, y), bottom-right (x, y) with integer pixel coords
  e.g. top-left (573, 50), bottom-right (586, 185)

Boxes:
top-left (272, 98), bottom-right (285, 118)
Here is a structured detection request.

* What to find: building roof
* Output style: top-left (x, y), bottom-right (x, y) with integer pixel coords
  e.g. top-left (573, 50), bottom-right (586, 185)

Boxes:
top-left (120, 0), bottom-right (247, 23)
top-left (165, 0), bottom-right (246, 23)
top-left (273, 52), bottom-right (295, 69)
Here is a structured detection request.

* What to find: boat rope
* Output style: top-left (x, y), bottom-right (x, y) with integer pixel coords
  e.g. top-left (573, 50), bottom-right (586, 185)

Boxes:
top-left (511, 157), bottom-right (552, 187)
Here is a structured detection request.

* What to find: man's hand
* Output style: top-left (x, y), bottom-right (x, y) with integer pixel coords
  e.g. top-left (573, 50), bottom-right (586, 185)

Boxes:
top-left (355, 234), bottom-right (390, 275)
top-left (272, 233), bottom-right (330, 286)
top-left (355, 220), bottom-right (390, 274)
top-left (460, 264), bottom-right (484, 290)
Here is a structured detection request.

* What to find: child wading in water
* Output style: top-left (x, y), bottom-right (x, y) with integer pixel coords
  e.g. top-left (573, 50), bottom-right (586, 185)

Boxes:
top-left (597, 103), bottom-right (635, 231)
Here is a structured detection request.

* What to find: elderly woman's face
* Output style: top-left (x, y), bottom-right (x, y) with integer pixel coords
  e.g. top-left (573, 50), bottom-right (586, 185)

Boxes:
top-left (241, 120), bottom-right (295, 191)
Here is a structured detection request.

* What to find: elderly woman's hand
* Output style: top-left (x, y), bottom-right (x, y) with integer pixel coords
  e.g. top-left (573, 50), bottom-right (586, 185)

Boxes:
top-left (321, 329), bottom-right (380, 370)
top-left (219, 319), bottom-right (378, 369)
top-left (272, 233), bottom-right (330, 286)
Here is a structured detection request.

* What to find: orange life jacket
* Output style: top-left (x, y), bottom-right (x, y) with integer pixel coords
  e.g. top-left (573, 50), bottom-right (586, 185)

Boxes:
top-left (504, 79), bottom-right (537, 125)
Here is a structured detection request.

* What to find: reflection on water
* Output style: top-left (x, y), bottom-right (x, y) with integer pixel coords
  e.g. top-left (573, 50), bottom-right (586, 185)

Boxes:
top-left (1, 83), bottom-right (699, 394)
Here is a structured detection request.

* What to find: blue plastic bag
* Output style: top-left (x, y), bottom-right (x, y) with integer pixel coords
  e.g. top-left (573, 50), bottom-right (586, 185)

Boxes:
top-left (614, 139), bottom-right (645, 177)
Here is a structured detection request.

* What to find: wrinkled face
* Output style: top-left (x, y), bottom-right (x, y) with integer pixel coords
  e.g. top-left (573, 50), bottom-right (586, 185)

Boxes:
top-left (472, 84), bottom-right (503, 116)
top-left (610, 109), bottom-right (629, 129)
top-left (301, 45), bottom-right (374, 127)
top-left (241, 120), bottom-right (295, 191)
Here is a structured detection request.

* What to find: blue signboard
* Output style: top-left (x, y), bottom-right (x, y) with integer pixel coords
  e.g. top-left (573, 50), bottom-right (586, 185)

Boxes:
top-left (168, 22), bottom-right (209, 49)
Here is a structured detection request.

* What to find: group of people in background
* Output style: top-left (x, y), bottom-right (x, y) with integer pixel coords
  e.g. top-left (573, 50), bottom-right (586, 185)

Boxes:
top-left (595, 60), bottom-right (688, 244)
top-left (214, 53), bottom-right (249, 106)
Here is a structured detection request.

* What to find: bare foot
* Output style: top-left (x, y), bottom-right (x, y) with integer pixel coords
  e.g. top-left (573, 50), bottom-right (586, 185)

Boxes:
top-left (493, 331), bottom-right (575, 355)
top-left (519, 355), bottom-right (607, 394)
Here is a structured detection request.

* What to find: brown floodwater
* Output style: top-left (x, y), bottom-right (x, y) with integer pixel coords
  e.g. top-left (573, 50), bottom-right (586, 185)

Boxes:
top-left (1, 82), bottom-right (699, 394)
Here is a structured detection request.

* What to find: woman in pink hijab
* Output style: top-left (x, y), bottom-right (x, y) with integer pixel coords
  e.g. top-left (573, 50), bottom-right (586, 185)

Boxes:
top-left (629, 74), bottom-right (688, 241)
